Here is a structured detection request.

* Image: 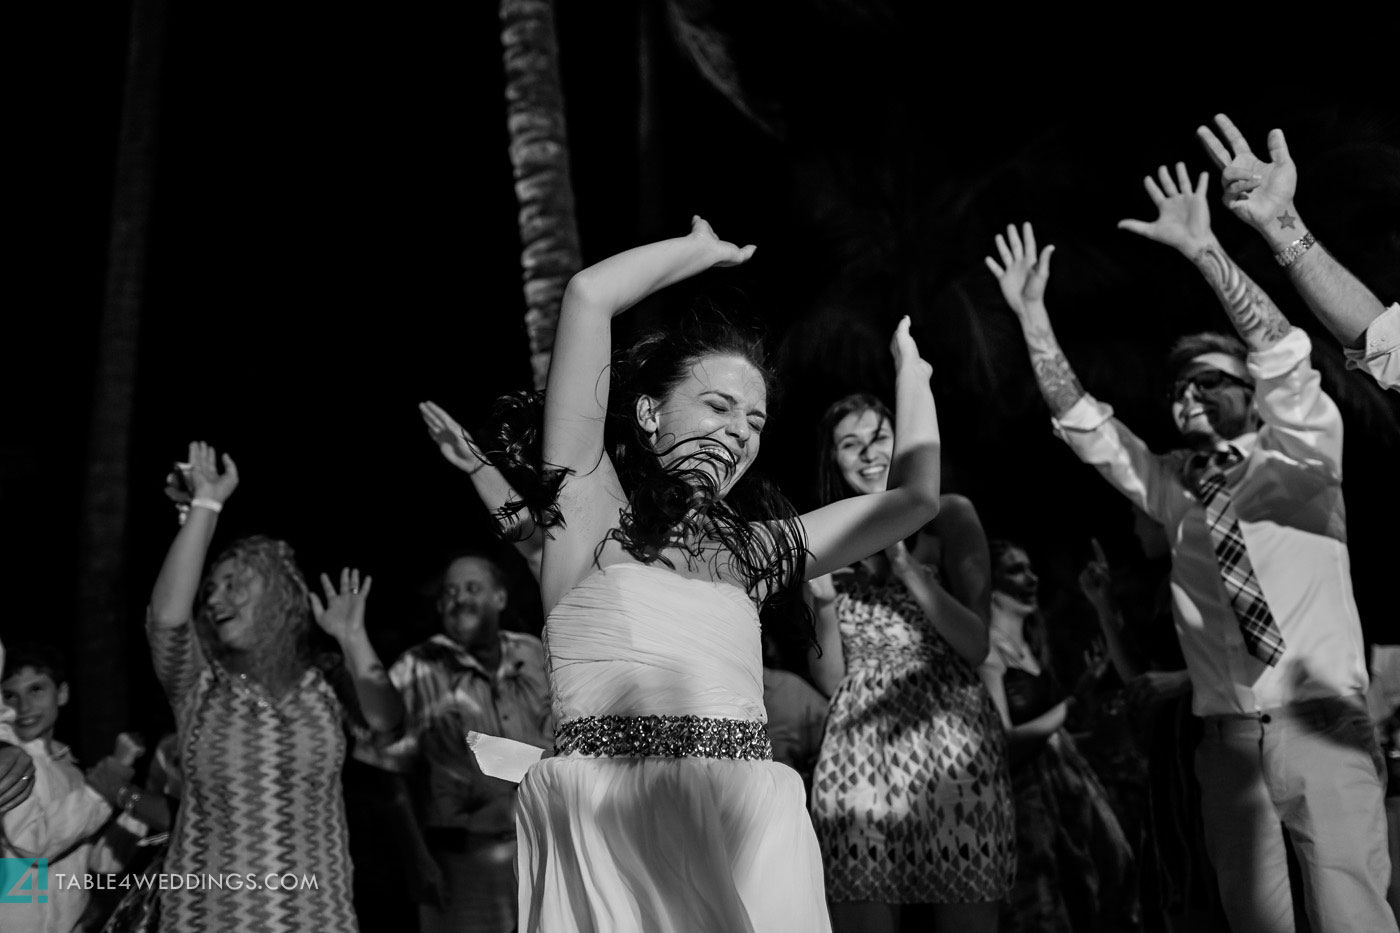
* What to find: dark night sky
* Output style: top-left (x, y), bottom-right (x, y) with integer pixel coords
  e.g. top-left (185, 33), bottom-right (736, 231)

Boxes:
top-left (5, 5), bottom-right (1399, 746)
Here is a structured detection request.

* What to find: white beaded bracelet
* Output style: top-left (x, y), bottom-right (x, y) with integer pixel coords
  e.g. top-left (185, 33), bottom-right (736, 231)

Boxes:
top-left (190, 497), bottom-right (224, 514)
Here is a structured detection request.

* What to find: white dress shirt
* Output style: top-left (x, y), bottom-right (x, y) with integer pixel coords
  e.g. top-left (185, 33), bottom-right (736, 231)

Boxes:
top-left (1053, 328), bottom-right (1369, 716)
top-left (1344, 301), bottom-right (1400, 391)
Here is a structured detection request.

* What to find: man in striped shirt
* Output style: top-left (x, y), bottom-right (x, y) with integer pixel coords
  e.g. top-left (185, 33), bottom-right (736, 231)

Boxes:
top-left (362, 551), bottom-right (552, 933)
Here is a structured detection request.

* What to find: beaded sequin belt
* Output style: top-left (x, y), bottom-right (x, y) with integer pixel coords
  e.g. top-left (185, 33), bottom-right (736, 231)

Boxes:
top-left (554, 714), bottom-right (773, 761)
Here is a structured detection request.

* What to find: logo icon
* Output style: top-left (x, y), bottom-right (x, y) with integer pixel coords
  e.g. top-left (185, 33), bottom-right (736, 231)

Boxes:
top-left (0, 858), bottom-right (48, 904)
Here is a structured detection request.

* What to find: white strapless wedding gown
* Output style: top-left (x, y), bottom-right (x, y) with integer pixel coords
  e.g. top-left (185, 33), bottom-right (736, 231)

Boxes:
top-left (516, 562), bottom-right (831, 932)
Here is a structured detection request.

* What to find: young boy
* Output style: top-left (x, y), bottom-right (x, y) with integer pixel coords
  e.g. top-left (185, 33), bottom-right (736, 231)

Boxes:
top-left (1, 642), bottom-right (112, 933)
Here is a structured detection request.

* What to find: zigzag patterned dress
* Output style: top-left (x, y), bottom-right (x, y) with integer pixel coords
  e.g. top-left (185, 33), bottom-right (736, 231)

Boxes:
top-left (810, 563), bottom-right (1016, 904)
top-left (149, 619), bottom-right (357, 933)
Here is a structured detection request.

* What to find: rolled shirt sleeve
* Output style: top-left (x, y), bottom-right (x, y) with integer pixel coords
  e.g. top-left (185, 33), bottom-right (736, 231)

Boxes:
top-left (1248, 327), bottom-right (1342, 479)
top-left (1344, 302), bottom-right (1400, 392)
top-left (1051, 395), bottom-right (1189, 524)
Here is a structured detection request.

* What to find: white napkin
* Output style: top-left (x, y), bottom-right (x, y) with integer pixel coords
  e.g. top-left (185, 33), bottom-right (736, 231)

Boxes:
top-left (466, 731), bottom-right (545, 783)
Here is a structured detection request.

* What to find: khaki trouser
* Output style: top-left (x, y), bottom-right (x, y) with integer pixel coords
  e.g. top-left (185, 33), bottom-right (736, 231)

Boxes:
top-left (1196, 694), bottom-right (1398, 933)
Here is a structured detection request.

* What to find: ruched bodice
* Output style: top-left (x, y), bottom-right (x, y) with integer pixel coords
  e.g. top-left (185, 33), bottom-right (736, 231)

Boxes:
top-left (546, 562), bottom-right (766, 724)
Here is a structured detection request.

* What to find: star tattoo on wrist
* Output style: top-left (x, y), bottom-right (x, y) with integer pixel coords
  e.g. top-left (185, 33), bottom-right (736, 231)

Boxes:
top-left (1277, 211), bottom-right (1297, 230)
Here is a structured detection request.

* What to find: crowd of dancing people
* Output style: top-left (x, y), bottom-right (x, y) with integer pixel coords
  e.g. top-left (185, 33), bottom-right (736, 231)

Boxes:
top-left (1, 110), bottom-right (1398, 933)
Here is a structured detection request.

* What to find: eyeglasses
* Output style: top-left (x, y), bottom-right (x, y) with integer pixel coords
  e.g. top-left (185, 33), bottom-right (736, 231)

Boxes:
top-left (1168, 369), bottom-right (1252, 403)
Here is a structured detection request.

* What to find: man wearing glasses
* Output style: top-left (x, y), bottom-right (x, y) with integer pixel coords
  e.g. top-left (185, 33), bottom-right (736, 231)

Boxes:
top-left (986, 154), bottom-right (1393, 930)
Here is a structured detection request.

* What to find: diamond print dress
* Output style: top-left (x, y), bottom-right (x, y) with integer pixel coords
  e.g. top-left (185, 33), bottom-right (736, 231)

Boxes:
top-left (148, 619), bottom-right (358, 933)
top-left (810, 564), bottom-right (1015, 903)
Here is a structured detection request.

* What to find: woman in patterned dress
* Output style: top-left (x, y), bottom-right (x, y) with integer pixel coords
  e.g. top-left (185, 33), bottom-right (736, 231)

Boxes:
top-left (145, 442), bottom-right (404, 933)
top-left (809, 393), bottom-right (1015, 933)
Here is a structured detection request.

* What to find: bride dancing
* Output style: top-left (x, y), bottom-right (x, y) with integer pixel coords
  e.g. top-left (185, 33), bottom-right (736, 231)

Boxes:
top-left (511, 217), bottom-right (943, 932)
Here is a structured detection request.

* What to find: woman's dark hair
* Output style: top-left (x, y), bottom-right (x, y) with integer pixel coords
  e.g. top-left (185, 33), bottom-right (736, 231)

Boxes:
top-left (481, 313), bottom-right (812, 643)
top-left (815, 393), bottom-right (893, 507)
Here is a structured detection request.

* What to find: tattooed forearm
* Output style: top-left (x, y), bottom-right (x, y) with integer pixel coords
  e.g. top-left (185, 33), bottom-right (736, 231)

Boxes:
top-left (1193, 245), bottom-right (1291, 349)
top-left (1023, 322), bottom-right (1085, 415)
top-left (1032, 351), bottom-right (1086, 415)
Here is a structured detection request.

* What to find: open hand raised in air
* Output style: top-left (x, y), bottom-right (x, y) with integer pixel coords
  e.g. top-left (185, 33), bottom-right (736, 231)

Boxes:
top-left (419, 401), bottom-right (482, 475)
top-left (310, 568), bottom-right (372, 643)
top-left (1197, 113), bottom-right (1297, 231)
top-left (186, 441), bottom-right (239, 503)
top-left (984, 222), bottom-right (1054, 317)
top-left (1117, 163), bottom-right (1213, 255)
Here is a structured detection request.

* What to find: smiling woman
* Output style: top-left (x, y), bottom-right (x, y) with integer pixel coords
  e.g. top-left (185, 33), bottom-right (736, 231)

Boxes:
top-left (143, 442), bottom-right (404, 933)
top-left (483, 298), bottom-right (807, 610)
top-left (818, 393), bottom-right (893, 502)
top-left (195, 539), bottom-right (300, 659)
top-left (808, 392), bottom-right (1012, 933)
top-left (646, 354), bottom-right (768, 492)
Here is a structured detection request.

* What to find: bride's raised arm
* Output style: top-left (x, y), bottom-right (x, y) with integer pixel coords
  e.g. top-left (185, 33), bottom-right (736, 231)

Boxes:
top-left (541, 216), bottom-right (755, 608)
top-left (543, 216), bottom-right (756, 474)
top-left (799, 317), bottom-right (942, 577)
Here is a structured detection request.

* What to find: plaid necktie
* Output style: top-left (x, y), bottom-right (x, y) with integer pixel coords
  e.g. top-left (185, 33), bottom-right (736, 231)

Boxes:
top-left (1188, 447), bottom-right (1287, 667)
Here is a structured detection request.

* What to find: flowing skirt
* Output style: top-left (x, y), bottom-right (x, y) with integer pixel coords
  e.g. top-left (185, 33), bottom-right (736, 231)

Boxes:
top-left (1002, 733), bottom-right (1141, 933)
top-left (516, 756), bottom-right (832, 932)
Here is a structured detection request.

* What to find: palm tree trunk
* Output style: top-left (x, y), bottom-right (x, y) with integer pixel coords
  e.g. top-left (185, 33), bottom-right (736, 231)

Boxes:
top-left (500, 0), bottom-right (582, 389)
top-left (74, 0), bottom-right (168, 759)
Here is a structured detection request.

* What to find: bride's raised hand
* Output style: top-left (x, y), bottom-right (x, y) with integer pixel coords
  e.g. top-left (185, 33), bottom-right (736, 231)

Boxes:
top-left (688, 215), bottom-right (756, 268)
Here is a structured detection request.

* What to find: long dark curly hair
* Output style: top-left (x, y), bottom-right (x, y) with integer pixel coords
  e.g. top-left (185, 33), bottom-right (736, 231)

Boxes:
top-left (481, 312), bottom-right (813, 644)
